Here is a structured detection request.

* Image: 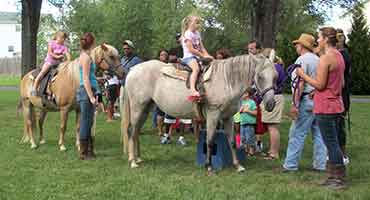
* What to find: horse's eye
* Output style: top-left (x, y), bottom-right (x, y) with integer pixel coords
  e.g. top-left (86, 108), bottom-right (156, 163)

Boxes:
top-left (109, 55), bottom-right (115, 60)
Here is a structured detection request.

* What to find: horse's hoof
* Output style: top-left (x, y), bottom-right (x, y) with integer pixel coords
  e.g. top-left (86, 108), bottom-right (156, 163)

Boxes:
top-left (236, 165), bottom-right (246, 173)
top-left (136, 158), bottom-right (144, 164)
top-left (59, 145), bottom-right (67, 152)
top-left (30, 144), bottom-right (38, 149)
top-left (130, 161), bottom-right (139, 168)
top-left (39, 139), bottom-right (46, 145)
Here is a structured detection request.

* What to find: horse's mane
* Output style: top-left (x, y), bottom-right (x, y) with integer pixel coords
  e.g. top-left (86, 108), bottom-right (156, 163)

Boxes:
top-left (209, 54), bottom-right (257, 93)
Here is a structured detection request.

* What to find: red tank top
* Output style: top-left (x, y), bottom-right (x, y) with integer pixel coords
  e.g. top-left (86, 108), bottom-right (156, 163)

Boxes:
top-left (313, 50), bottom-right (345, 114)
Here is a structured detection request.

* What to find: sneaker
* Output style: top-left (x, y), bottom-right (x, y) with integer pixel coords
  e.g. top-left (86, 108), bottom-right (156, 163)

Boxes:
top-left (343, 155), bottom-right (350, 165)
top-left (160, 134), bottom-right (167, 144)
top-left (160, 134), bottom-right (171, 144)
top-left (255, 141), bottom-right (263, 153)
top-left (177, 136), bottom-right (186, 146)
top-left (113, 112), bottom-right (120, 118)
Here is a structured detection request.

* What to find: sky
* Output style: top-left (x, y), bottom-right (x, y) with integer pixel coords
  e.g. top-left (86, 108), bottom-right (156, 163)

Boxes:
top-left (1, 0), bottom-right (370, 35)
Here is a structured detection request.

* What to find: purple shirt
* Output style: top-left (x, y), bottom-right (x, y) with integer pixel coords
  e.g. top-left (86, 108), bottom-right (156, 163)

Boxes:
top-left (274, 63), bottom-right (287, 94)
top-left (44, 40), bottom-right (68, 65)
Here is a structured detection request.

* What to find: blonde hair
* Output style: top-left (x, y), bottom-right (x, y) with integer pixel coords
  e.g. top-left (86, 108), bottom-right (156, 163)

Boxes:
top-left (181, 15), bottom-right (201, 38)
top-left (53, 31), bottom-right (67, 40)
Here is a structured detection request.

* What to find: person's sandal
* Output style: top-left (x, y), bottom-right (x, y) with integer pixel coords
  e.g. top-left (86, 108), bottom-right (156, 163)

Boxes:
top-left (263, 153), bottom-right (279, 160)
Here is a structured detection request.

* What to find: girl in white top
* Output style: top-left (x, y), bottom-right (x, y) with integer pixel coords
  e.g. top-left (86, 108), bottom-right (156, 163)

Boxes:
top-left (181, 15), bottom-right (213, 100)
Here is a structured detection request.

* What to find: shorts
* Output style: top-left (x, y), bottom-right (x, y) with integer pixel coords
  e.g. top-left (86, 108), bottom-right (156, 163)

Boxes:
top-left (261, 94), bottom-right (284, 124)
top-left (182, 56), bottom-right (198, 65)
top-left (179, 119), bottom-right (192, 124)
top-left (164, 114), bottom-right (176, 124)
top-left (106, 84), bottom-right (119, 103)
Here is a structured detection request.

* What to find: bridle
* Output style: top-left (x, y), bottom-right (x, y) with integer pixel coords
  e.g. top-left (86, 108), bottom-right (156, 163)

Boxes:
top-left (96, 56), bottom-right (123, 74)
top-left (253, 58), bottom-right (275, 100)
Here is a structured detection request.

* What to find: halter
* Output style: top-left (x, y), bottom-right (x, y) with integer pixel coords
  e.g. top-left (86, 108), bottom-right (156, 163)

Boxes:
top-left (253, 58), bottom-right (275, 102)
top-left (96, 56), bottom-right (123, 76)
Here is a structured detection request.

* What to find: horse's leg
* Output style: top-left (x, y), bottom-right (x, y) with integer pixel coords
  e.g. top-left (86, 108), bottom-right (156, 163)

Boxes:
top-left (58, 108), bottom-right (69, 151)
top-left (20, 99), bottom-right (31, 145)
top-left (75, 109), bottom-right (81, 151)
top-left (223, 117), bottom-right (245, 172)
top-left (206, 110), bottom-right (220, 175)
top-left (38, 110), bottom-right (47, 144)
top-left (28, 103), bottom-right (37, 149)
top-left (134, 105), bottom-right (152, 163)
top-left (128, 104), bottom-right (151, 168)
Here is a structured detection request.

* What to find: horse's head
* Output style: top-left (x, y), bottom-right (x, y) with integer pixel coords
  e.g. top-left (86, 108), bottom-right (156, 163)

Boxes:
top-left (92, 43), bottom-right (125, 79)
top-left (253, 50), bottom-right (277, 112)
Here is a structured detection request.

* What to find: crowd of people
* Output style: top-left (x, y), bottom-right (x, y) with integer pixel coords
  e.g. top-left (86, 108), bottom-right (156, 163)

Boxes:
top-left (33, 13), bottom-right (352, 190)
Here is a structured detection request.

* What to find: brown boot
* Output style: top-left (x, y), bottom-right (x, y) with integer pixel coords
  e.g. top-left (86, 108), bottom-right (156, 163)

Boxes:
top-left (320, 162), bottom-right (335, 186)
top-left (79, 140), bottom-right (89, 160)
top-left (327, 165), bottom-right (346, 190)
top-left (87, 136), bottom-right (96, 159)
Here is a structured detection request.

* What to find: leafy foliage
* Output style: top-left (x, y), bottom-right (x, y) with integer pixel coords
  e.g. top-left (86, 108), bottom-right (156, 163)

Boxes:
top-left (348, 4), bottom-right (370, 94)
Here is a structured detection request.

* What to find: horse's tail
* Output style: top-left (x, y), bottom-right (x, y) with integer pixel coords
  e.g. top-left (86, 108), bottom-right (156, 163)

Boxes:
top-left (121, 87), bottom-right (131, 154)
top-left (16, 99), bottom-right (23, 118)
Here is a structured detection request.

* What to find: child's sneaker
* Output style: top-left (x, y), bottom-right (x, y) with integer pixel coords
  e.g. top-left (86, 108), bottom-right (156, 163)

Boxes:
top-left (177, 136), bottom-right (186, 146)
top-left (160, 134), bottom-right (170, 144)
top-left (256, 141), bottom-right (263, 153)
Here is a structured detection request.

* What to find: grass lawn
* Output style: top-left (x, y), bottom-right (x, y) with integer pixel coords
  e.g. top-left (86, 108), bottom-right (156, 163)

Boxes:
top-left (0, 74), bottom-right (20, 86)
top-left (0, 90), bottom-right (370, 200)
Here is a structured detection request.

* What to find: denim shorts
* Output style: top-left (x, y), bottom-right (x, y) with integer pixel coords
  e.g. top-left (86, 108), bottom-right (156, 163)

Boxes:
top-left (182, 56), bottom-right (198, 65)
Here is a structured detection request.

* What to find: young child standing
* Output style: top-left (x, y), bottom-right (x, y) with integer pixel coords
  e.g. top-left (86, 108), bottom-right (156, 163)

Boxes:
top-left (239, 88), bottom-right (257, 156)
top-left (33, 31), bottom-right (71, 95)
top-left (181, 15), bottom-right (213, 100)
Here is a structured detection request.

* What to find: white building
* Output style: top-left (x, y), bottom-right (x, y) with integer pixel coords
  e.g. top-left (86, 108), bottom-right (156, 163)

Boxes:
top-left (0, 12), bottom-right (21, 58)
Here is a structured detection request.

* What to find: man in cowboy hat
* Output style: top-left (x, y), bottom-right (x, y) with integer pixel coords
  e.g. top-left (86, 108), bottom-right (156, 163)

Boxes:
top-left (282, 33), bottom-right (327, 172)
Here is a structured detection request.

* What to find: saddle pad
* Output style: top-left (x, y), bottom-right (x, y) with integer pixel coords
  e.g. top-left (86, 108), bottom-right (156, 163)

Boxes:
top-left (160, 65), bottom-right (212, 83)
top-left (161, 66), bottom-right (188, 81)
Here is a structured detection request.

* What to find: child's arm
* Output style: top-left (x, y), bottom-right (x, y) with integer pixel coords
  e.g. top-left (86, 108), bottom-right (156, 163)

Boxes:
top-left (185, 40), bottom-right (205, 58)
top-left (47, 43), bottom-right (63, 60)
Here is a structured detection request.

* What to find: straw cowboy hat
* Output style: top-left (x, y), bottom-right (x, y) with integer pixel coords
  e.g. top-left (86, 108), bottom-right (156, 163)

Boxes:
top-left (292, 33), bottom-right (315, 51)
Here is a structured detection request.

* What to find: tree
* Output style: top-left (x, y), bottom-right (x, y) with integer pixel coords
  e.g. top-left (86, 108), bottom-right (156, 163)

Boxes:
top-left (347, 4), bottom-right (370, 94)
top-left (37, 14), bottom-right (59, 65)
top-left (21, 0), bottom-right (42, 77)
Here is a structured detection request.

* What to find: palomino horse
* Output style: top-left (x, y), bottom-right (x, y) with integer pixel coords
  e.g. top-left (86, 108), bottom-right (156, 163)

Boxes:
top-left (19, 44), bottom-right (124, 151)
top-left (122, 53), bottom-right (277, 174)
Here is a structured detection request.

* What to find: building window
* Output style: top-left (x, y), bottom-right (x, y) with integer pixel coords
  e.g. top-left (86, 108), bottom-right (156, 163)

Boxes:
top-left (15, 24), bottom-right (21, 32)
top-left (8, 46), bottom-right (14, 52)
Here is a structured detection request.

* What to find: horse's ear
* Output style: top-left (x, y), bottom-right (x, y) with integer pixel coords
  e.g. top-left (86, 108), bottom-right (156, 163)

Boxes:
top-left (101, 43), bottom-right (108, 51)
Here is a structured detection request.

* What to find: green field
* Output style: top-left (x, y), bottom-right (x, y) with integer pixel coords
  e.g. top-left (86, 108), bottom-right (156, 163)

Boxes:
top-left (1, 90), bottom-right (370, 200)
top-left (0, 74), bottom-right (20, 86)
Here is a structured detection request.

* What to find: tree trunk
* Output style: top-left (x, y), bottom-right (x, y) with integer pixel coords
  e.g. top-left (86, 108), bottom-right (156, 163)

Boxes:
top-left (251, 0), bottom-right (281, 48)
top-left (21, 0), bottom-right (42, 77)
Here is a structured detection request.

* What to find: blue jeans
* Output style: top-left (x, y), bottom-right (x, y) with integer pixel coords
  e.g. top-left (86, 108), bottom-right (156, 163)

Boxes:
top-left (240, 124), bottom-right (256, 148)
top-left (316, 113), bottom-right (344, 165)
top-left (77, 86), bottom-right (95, 141)
top-left (283, 96), bottom-right (327, 171)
